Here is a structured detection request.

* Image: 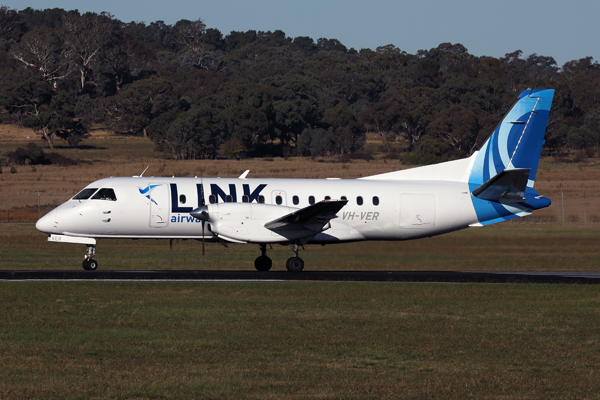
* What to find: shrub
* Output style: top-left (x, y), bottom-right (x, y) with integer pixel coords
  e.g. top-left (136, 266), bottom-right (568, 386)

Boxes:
top-left (6, 143), bottom-right (78, 166)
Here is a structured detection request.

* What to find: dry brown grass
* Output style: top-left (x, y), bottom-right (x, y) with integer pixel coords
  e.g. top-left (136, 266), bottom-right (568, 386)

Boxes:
top-left (2, 124), bottom-right (600, 224)
top-left (0, 124), bottom-right (36, 141)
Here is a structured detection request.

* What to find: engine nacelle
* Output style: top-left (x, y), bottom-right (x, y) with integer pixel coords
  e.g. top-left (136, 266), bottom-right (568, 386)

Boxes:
top-left (201, 203), bottom-right (319, 243)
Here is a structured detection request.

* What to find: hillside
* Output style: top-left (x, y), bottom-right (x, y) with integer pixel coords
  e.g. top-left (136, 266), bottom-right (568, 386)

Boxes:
top-left (1, 6), bottom-right (599, 164)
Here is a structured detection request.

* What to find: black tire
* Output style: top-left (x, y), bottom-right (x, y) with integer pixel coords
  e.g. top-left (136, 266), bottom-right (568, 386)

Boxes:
top-left (83, 259), bottom-right (98, 271)
top-left (286, 257), bottom-right (304, 272)
top-left (88, 259), bottom-right (98, 270)
top-left (254, 255), bottom-right (272, 271)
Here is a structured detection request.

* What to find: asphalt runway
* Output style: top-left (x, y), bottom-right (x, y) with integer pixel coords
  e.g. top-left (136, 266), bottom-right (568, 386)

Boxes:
top-left (1, 270), bottom-right (600, 284)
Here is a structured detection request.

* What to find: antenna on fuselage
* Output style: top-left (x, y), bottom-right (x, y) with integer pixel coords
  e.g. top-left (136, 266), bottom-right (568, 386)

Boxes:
top-left (136, 166), bottom-right (150, 178)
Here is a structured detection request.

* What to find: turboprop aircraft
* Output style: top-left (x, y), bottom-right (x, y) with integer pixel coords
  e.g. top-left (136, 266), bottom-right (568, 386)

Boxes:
top-left (36, 88), bottom-right (554, 272)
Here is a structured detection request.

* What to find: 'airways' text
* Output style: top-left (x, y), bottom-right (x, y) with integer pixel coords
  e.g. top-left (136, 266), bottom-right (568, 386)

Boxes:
top-left (171, 214), bottom-right (201, 223)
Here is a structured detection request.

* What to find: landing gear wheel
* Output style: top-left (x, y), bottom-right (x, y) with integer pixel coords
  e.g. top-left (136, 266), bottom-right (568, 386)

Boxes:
top-left (286, 257), bottom-right (304, 272)
top-left (83, 245), bottom-right (98, 270)
top-left (82, 258), bottom-right (98, 271)
top-left (254, 255), bottom-right (272, 271)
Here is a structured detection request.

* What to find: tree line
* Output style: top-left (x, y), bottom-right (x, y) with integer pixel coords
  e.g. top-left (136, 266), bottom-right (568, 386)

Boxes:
top-left (1, 6), bottom-right (599, 162)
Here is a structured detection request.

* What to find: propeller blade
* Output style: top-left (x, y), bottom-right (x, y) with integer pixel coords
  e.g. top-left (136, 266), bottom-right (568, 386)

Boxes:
top-left (195, 168), bottom-right (207, 257)
top-left (201, 168), bottom-right (205, 256)
top-left (202, 220), bottom-right (205, 256)
top-left (190, 206), bottom-right (209, 256)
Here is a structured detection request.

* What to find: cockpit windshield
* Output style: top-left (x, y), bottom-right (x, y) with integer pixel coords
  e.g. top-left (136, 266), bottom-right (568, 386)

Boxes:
top-left (92, 188), bottom-right (117, 201)
top-left (72, 188), bottom-right (98, 200)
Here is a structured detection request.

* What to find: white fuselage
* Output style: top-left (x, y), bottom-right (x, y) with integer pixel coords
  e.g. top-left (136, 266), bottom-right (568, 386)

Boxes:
top-left (36, 175), bottom-right (479, 244)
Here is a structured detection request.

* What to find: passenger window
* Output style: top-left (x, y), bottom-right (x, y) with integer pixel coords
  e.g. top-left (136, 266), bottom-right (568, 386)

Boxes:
top-left (180, 194), bottom-right (186, 204)
top-left (209, 195), bottom-right (217, 204)
top-left (357, 196), bottom-right (363, 206)
top-left (341, 196), bottom-right (347, 201)
top-left (242, 195), bottom-right (249, 203)
top-left (258, 195), bottom-right (265, 203)
top-left (92, 188), bottom-right (117, 201)
top-left (309, 196), bottom-right (315, 205)
top-left (373, 196), bottom-right (379, 206)
top-left (73, 188), bottom-right (97, 200)
top-left (293, 195), bottom-right (299, 205)
top-left (276, 195), bottom-right (283, 205)
top-left (324, 196), bottom-right (331, 201)
top-left (226, 195), bottom-right (233, 203)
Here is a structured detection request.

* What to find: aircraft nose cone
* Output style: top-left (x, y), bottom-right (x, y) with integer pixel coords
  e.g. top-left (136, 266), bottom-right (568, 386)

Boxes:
top-left (36, 210), bottom-right (56, 233)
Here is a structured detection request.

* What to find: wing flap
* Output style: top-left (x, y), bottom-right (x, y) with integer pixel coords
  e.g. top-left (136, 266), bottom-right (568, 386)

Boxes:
top-left (264, 200), bottom-right (348, 230)
top-left (471, 168), bottom-right (530, 204)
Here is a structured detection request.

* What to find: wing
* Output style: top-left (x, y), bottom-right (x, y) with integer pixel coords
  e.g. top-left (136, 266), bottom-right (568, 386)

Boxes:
top-left (264, 200), bottom-right (348, 231)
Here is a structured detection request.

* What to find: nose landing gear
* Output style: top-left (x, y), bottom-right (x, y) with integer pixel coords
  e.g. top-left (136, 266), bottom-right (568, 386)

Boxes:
top-left (82, 245), bottom-right (98, 270)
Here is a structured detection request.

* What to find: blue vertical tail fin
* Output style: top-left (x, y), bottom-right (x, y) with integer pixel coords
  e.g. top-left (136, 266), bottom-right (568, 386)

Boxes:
top-left (468, 89), bottom-right (554, 225)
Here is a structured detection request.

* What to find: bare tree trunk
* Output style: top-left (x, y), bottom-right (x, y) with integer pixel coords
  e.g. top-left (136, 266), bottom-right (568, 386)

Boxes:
top-left (80, 67), bottom-right (85, 94)
top-left (41, 126), bottom-right (54, 149)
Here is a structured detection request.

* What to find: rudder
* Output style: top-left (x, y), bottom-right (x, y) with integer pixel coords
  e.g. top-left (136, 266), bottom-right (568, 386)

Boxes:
top-left (469, 89), bottom-right (554, 188)
top-left (468, 89), bottom-right (554, 226)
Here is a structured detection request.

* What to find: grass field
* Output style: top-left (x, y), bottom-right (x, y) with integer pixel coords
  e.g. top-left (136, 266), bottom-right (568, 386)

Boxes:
top-left (1, 223), bottom-right (600, 398)
top-left (2, 282), bottom-right (600, 399)
top-left (2, 125), bottom-right (600, 398)
top-left (1, 223), bottom-right (600, 271)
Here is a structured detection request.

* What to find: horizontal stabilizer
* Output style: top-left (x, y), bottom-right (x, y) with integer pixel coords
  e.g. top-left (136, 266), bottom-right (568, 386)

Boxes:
top-left (264, 200), bottom-right (347, 230)
top-left (471, 168), bottom-right (530, 204)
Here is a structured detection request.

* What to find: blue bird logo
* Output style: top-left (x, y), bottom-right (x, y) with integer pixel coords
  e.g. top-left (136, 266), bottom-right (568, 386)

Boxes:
top-left (137, 184), bottom-right (162, 205)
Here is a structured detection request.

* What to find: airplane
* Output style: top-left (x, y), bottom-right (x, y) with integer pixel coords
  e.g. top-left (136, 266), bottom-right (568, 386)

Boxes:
top-left (36, 88), bottom-right (554, 272)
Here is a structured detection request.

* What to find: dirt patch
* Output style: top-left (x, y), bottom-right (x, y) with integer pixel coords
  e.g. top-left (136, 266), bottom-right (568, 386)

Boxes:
top-left (0, 124), bottom-right (37, 141)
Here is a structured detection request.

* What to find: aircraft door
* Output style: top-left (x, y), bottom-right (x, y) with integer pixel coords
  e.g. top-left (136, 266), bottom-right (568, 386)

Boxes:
top-left (271, 190), bottom-right (287, 205)
top-left (149, 183), bottom-right (170, 227)
top-left (399, 194), bottom-right (436, 229)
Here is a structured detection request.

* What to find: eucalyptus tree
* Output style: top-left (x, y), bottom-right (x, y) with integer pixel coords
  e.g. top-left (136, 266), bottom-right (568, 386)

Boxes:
top-left (2, 76), bottom-right (89, 148)
top-left (9, 26), bottom-right (72, 89)
top-left (62, 11), bottom-right (116, 94)
top-left (102, 76), bottom-right (176, 137)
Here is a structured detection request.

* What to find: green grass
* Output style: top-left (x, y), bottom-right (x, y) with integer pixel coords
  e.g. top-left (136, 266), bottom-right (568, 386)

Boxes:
top-left (1, 223), bottom-right (600, 271)
top-left (1, 282), bottom-right (600, 399)
top-left (2, 222), bottom-right (600, 398)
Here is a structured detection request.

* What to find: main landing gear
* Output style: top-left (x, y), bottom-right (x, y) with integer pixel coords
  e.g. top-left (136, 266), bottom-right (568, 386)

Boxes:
top-left (253, 243), bottom-right (305, 272)
top-left (286, 244), bottom-right (304, 272)
top-left (82, 244), bottom-right (98, 271)
top-left (254, 244), bottom-right (272, 271)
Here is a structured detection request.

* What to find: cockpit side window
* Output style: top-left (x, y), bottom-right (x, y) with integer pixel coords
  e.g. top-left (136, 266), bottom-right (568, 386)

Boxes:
top-left (73, 188), bottom-right (98, 200)
top-left (92, 188), bottom-right (117, 201)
